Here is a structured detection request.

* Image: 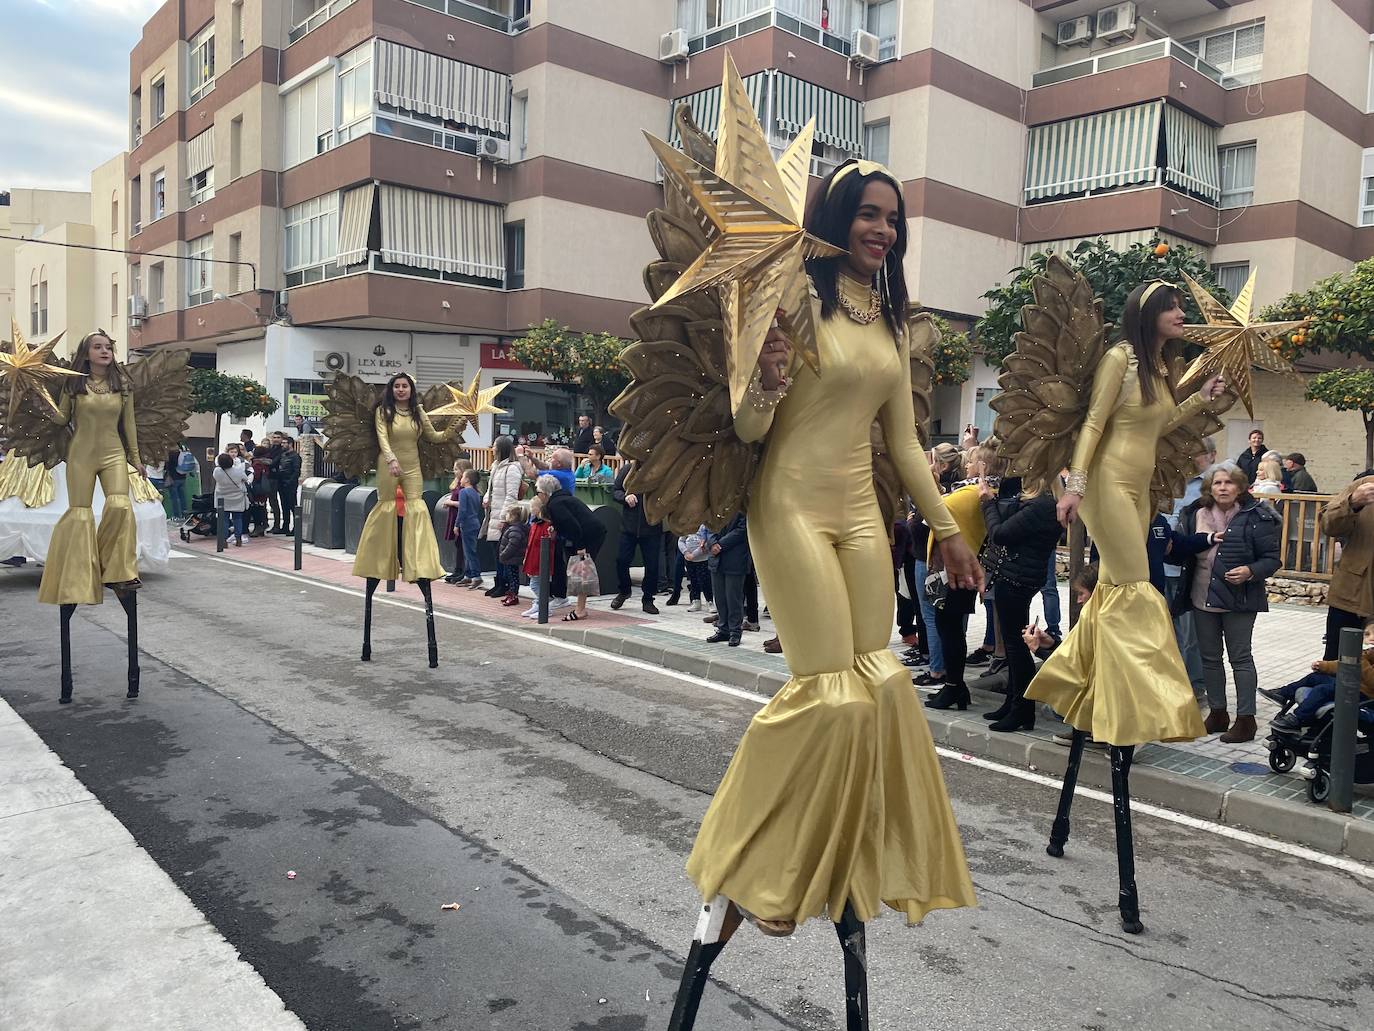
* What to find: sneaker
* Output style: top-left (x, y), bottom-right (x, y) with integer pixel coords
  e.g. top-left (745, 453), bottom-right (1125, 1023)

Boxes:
top-left (966, 648), bottom-right (993, 667)
top-left (550, 597), bottom-right (574, 610)
top-left (520, 604), bottom-right (539, 618)
top-left (901, 654), bottom-right (926, 668)
top-left (688, 599), bottom-right (703, 612)
top-left (1269, 713), bottom-right (1303, 734)
top-left (1257, 687), bottom-right (1287, 705)
top-left (913, 671), bottom-right (943, 688)
top-left (467, 579), bottom-right (484, 590)
top-left (703, 614), bottom-right (718, 624)
top-left (987, 656), bottom-right (1009, 676)
top-left (742, 620), bottom-right (760, 632)
top-left (610, 592), bottom-right (631, 610)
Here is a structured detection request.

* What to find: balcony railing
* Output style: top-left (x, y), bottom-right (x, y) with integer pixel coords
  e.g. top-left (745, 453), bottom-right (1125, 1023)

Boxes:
top-left (685, 3), bottom-right (872, 60)
top-left (1032, 37), bottom-right (1226, 90)
top-left (290, 0), bottom-right (529, 44)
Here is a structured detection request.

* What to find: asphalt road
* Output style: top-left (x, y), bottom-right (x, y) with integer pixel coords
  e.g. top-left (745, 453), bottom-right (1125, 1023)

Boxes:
top-left (3, 551), bottom-right (1373, 1031)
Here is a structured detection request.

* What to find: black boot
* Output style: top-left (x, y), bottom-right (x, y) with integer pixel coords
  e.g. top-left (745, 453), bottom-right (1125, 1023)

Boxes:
top-left (926, 682), bottom-right (970, 710)
top-left (989, 699), bottom-right (1035, 733)
top-left (983, 697), bottom-right (1013, 722)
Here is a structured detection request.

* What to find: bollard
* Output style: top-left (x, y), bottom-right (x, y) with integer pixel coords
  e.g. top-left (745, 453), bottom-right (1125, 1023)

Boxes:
top-left (1329, 625), bottom-right (1362, 814)
top-left (216, 498), bottom-right (226, 553)
top-left (538, 535), bottom-right (552, 625)
top-left (293, 506), bottom-right (303, 571)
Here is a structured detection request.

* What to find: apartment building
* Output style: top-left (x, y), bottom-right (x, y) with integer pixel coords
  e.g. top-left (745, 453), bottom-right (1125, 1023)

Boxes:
top-left (113, 0), bottom-right (1374, 478)
top-left (2, 188), bottom-right (96, 349)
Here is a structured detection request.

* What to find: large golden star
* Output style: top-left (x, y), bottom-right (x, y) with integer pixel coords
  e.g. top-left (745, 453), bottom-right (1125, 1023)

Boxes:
top-left (645, 54), bottom-right (845, 416)
top-left (1178, 271), bottom-right (1306, 418)
top-left (428, 374), bottom-right (509, 419)
top-left (0, 318), bottom-right (77, 420)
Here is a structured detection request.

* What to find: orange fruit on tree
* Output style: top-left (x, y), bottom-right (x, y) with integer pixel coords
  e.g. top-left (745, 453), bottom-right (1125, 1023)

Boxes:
top-left (1153, 243), bottom-right (1169, 257)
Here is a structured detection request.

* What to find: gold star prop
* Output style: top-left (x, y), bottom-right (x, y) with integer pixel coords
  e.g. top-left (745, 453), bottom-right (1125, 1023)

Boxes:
top-left (1177, 271), bottom-right (1306, 418)
top-left (644, 54), bottom-right (846, 416)
top-left (0, 318), bottom-right (77, 420)
top-left (428, 374), bottom-right (509, 419)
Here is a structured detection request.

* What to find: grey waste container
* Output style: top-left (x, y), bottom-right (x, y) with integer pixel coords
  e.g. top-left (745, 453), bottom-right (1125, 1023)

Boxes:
top-left (587, 504), bottom-right (621, 597)
top-left (299, 476), bottom-right (332, 545)
top-left (430, 496), bottom-right (456, 574)
top-left (311, 482), bottom-right (353, 550)
top-left (343, 486), bottom-right (379, 555)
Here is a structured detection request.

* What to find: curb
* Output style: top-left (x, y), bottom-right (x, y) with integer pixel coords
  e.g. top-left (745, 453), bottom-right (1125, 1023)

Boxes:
top-left (538, 622), bottom-right (1374, 866)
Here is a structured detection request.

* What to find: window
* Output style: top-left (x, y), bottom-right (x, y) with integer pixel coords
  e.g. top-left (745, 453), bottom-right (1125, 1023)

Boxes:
top-left (513, 92), bottom-right (529, 160)
top-left (337, 42), bottom-right (373, 134)
top-left (189, 167), bottom-right (215, 206)
top-left (111, 273), bottom-right (120, 325)
top-left (110, 195), bottom-right (119, 239)
top-left (131, 88), bottom-right (142, 147)
top-left (230, 116), bottom-right (243, 179)
top-left (152, 171), bottom-right (166, 220)
top-left (188, 24), bottom-right (216, 104)
top-left (865, 0), bottom-right (898, 61)
top-left (231, 1), bottom-right (245, 62)
top-left (1360, 149), bottom-right (1374, 227)
top-left (151, 75), bottom-right (166, 125)
top-left (130, 265), bottom-right (142, 316)
top-left (1219, 143), bottom-right (1256, 208)
top-left (504, 223), bottom-right (525, 289)
top-left (284, 193), bottom-right (339, 279)
top-left (281, 66), bottom-right (337, 168)
top-left (29, 277), bottom-right (38, 337)
top-left (187, 235), bottom-right (214, 306)
top-left (863, 120), bottom-right (890, 166)
top-left (130, 175), bottom-right (142, 233)
top-left (1182, 21), bottom-right (1264, 87)
top-left (228, 233), bottom-right (243, 293)
top-left (38, 276), bottom-right (48, 336)
top-left (1212, 262), bottom-right (1250, 303)
top-left (1368, 40), bottom-right (1374, 114)
top-left (148, 262), bottom-right (165, 314)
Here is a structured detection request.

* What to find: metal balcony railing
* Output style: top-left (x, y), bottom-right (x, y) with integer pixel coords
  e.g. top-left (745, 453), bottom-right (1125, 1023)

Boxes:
top-left (1032, 37), bottom-right (1227, 90)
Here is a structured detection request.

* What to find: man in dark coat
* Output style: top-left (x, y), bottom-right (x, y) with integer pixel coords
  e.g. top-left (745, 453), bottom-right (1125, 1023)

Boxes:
top-left (1283, 453), bottom-right (1318, 494)
top-left (1236, 429), bottom-right (1266, 484)
top-left (573, 415), bottom-right (595, 457)
top-left (611, 460), bottom-right (663, 614)
top-left (272, 437), bottom-right (303, 534)
top-left (705, 513), bottom-right (750, 646)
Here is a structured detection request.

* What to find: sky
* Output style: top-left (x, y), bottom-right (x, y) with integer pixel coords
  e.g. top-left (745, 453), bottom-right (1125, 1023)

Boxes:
top-left (1, 0), bottom-right (163, 192)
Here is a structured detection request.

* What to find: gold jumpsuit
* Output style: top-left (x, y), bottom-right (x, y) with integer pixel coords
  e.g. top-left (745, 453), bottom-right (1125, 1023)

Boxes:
top-left (685, 279), bottom-right (977, 926)
top-left (37, 381), bottom-right (141, 605)
top-left (352, 406), bottom-right (449, 582)
top-left (1026, 343), bottom-right (1208, 746)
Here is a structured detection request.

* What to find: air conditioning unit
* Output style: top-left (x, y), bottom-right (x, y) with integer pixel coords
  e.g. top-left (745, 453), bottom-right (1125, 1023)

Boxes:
top-left (479, 136), bottom-right (511, 163)
top-left (128, 295), bottom-right (147, 319)
top-left (850, 29), bottom-right (881, 66)
top-left (314, 350), bottom-right (350, 376)
top-left (1057, 16), bottom-right (1094, 47)
top-left (1095, 2), bottom-right (1137, 42)
top-left (659, 28), bottom-right (689, 63)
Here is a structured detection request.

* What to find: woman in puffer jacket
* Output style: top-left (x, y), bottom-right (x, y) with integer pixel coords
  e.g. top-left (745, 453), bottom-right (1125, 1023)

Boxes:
top-left (1173, 465), bottom-right (1281, 744)
top-left (979, 475), bottom-right (1062, 732)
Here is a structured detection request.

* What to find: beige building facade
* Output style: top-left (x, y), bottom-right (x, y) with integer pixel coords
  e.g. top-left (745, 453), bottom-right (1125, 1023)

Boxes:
top-left (2, 188), bottom-right (94, 347)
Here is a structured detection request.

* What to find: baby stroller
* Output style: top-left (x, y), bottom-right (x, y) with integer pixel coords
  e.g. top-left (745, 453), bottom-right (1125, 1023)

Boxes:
top-left (1266, 693), bottom-right (1374, 804)
top-left (177, 493), bottom-right (218, 543)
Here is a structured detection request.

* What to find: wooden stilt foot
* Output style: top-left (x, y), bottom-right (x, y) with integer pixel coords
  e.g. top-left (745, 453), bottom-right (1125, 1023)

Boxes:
top-left (59, 604), bottom-right (76, 704)
top-left (116, 590), bottom-right (140, 698)
top-left (666, 896), bottom-right (741, 1031)
top-left (1047, 728), bottom-right (1087, 857)
top-left (1110, 744), bottom-right (1144, 934)
top-left (418, 578), bottom-right (438, 668)
top-left (362, 577), bottom-right (379, 661)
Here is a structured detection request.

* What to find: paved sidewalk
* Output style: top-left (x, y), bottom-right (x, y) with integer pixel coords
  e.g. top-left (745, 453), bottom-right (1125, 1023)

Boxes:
top-left (167, 533), bottom-right (1374, 862)
top-left (0, 697), bottom-right (305, 1031)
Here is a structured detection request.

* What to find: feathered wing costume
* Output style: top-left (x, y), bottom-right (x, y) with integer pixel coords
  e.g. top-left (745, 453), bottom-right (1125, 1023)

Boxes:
top-left (991, 256), bottom-right (1233, 934)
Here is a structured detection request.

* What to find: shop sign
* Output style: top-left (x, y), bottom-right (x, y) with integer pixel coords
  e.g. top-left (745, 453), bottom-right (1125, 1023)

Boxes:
top-left (287, 393), bottom-right (328, 419)
top-left (481, 342), bottom-right (527, 370)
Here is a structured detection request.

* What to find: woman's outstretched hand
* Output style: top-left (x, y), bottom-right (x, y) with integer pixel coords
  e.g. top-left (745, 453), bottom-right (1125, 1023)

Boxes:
top-left (938, 533), bottom-right (985, 594)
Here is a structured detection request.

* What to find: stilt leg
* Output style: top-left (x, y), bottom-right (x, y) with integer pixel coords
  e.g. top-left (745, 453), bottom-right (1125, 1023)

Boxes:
top-left (834, 903), bottom-right (869, 1031)
top-left (117, 590), bottom-right (140, 698)
top-left (1047, 728), bottom-right (1087, 857)
top-left (59, 604), bottom-right (76, 704)
top-left (362, 577), bottom-right (380, 661)
top-left (667, 895), bottom-right (742, 1031)
top-left (1110, 744), bottom-right (1144, 934)
top-left (417, 578), bottom-right (438, 668)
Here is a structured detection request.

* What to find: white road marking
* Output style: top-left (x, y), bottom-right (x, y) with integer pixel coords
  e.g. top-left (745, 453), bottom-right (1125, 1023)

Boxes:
top-left (182, 547), bottom-right (1374, 880)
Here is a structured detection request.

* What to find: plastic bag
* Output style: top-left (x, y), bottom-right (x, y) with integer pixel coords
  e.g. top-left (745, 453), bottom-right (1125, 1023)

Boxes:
top-left (567, 553), bottom-right (600, 596)
top-left (677, 532), bottom-right (706, 561)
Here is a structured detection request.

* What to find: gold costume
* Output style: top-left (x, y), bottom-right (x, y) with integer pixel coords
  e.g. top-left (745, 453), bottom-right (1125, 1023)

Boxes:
top-left (37, 380), bottom-right (141, 605)
top-left (1027, 344), bottom-right (1208, 746)
top-left (685, 279), bottom-right (977, 926)
top-left (352, 406), bottom-right (449, 582)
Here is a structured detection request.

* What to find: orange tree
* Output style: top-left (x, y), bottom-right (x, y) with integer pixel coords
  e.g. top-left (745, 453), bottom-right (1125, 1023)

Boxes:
top-left (189, 368), bottom-right (279, 448)
top-left (926, 314), bottom-right (972, 386)
top-left (975, 237), bottom-right (1227, 367)
top-left (509, 319), bottom-right (629, 426)
top-left (1263, 258), bottom-right (1374, 469)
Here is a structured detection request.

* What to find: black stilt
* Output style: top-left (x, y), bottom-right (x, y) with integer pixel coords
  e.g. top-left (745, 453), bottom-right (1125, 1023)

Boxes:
top-left (117, 590), bottom-right (140, 698)
top-left (418, 578), bottom-right (438, 668)
top-left (362, 577), bottom-right (380, 661)
top-left (666, 895), bottom-right (741, 1031)
top-left (834, 903), bottom-right (869, 1031)
top-left (387, 514), bottom-right (402, 593)
top-left (1047, 728), bottom-right (1087, 857)
top-left (58, 603), bottom-right (77, 704)
top-left (1110, 744), bottom-right (1144, 934)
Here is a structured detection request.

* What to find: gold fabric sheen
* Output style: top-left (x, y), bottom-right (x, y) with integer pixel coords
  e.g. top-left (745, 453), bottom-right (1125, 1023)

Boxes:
top-left (352, 406), bottom-right (449, 582)
top-left (0, 457), bottom-right (54, 507)
top-left (686, 304), bottom-right (974, 926)
top-left (1027, 344), bottom-right (1208, 746)
top-left (37, 384), bottom-right (141, 605)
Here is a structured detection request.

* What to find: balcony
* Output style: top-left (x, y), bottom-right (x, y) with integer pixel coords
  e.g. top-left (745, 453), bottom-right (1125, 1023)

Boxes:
top-left (1033, 37), bottom-right (1225, 90)
top-left (680, 1), bottom-right (897, 62)
top-left (288, 0), bottom-right (530, 44)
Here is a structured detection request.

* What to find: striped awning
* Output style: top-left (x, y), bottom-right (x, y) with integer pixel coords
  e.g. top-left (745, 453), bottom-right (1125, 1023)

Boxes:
top-left (187, 129), bottom-right (214, 177)
top-left (667, 72), bottom-right (768, 147)
top-left (337, 183), bottom-right (376, 266)
top-left (378, 184), bottom-right (504, 280)
top-left (772, 72), bottom-right (862, 154)
top-left (374, 40), bottom-right (511, 136)
top-left (1024, 101), bottom-right (1162, 202)
top-left (1162, 104), bottom-right (1221, 205)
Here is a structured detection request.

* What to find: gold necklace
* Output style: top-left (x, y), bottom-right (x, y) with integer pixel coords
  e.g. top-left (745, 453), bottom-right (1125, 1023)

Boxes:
top-left (837, 278), bottom-right (883, 325)
top-left (86, 375), bottom-right (111, 394)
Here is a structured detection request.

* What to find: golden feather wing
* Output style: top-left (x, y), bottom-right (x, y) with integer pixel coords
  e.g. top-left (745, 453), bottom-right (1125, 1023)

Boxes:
top-left (124, 349), bottom-right (193, 465)
top-left (322, 374), bottom-right (381, 478)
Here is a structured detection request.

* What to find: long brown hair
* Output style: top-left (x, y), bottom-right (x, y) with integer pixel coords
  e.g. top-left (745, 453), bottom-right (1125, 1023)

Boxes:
top-left (1118, 282), bottom-right (1182, 406)
top-left (377, 372), bottom-right (420, 427)
top-left (67, 330), bottom-right (125, 395)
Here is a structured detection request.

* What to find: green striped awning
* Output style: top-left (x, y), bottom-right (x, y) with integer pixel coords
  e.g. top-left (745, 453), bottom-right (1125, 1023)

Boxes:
top-left (667, 72), bottom-right (768, 147)
top-left (1163, 103), bottom-right (1221, 205)
top-left (1024, 101), bottom-right (1163, 202)
top-left (772, 72), bottom-right (863, 154)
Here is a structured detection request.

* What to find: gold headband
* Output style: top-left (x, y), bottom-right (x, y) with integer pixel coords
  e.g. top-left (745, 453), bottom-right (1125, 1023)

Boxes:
top-left (826, 159), bottom-right (900, 198)
top-left (1139, 280), bottom-right (1177, 307)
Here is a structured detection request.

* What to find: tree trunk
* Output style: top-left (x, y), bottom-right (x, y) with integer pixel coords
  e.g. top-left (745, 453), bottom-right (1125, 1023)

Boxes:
top-left (1364, 410), bottom-right (1373, 473)
top-left (214, 412), bottom-right (223, 454)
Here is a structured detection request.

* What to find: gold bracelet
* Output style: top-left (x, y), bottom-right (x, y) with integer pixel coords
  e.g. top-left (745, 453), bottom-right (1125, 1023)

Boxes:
top-left (1065, 468), bottom-right (1087, 496)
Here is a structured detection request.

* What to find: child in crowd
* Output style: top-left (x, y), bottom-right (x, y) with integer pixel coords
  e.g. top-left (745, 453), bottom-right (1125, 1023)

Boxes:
top-left (520, 497), bottom-right (552, 618)
top-left (1265, 621), bottom-right (1374, 733)
top-left (678, 525), bottom-right (714, 613)
top-left (705, 513), bottom-right (750, 646)
top-left (440, 459), bottom-right (474, 585)
top-left (497, 502), bottom-right (530, 606)
top-left (457, 470), bottom-right (484, 589)
top-left (1023, 563), bottom-right (1098, 656)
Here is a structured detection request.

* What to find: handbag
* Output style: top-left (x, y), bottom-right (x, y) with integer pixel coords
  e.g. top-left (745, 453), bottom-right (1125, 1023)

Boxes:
top-left (566, 552), bottom-right (600, 596)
